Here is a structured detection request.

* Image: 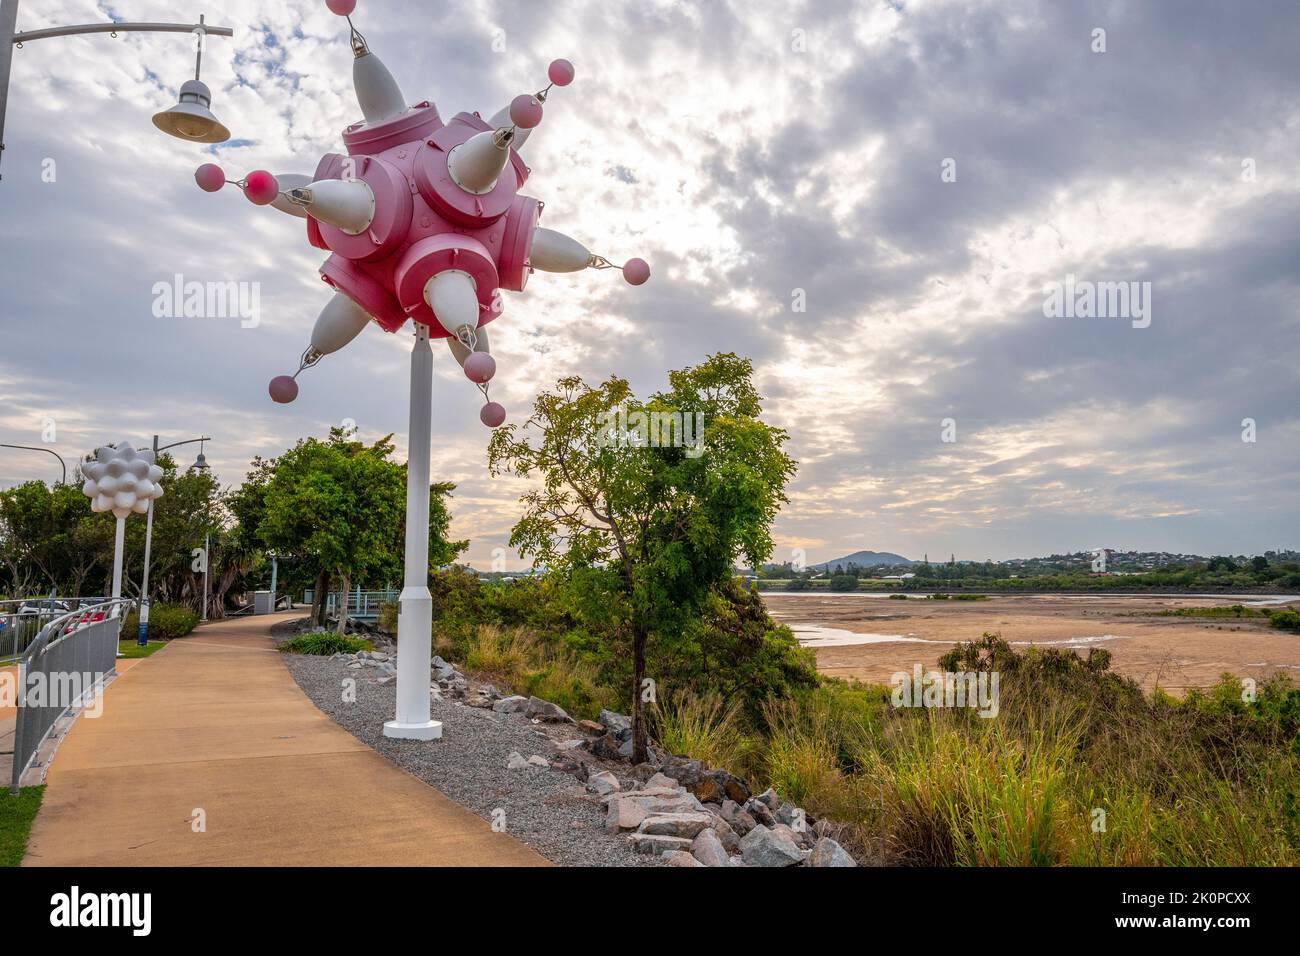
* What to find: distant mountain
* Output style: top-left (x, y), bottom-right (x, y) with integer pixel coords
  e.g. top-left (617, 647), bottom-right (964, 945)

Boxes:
top-left (812, 550), bottom-right (914, 570)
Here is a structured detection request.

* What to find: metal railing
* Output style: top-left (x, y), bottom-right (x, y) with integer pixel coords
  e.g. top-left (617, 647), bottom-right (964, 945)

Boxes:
top-left (301, 588), bottom-right (397, 621)
top-left (1, 596), bottom-right (115, 664)
top-left (8, 599), bottom-right (133, 794)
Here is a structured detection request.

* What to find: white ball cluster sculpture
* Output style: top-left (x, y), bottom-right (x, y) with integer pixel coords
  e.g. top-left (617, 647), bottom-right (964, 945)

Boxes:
top-left (81, 443), bottom-right (165, 519)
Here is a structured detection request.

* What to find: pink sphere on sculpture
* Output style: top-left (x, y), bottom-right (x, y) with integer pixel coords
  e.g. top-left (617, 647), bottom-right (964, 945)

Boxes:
top-left (195, 163), bottom-right (226, 192)
top-left (480, 402), bottom-right (506, 428)
top-left (623, 258), bottom-right (651, 286)
top-left (548, 59), bottom-right (575, 87)
top-left (325, 0), bottom-right (356, 15)
top-left (509, 94), bottom-right (543, 130)
top-left (244, 170), bottom-right (280, 205)
top-left (464, 352), bottom-right (496, 384)
top-left (268, 375), bottom-right (299, 404)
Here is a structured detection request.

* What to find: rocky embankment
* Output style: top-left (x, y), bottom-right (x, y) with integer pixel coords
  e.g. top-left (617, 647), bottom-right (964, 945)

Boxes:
top-left (276, 624), bottom-right (858, 867)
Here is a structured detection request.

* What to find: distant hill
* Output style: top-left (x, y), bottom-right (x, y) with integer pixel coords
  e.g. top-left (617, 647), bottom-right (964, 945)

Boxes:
top-left (812, 550), bottom-right (914, 570)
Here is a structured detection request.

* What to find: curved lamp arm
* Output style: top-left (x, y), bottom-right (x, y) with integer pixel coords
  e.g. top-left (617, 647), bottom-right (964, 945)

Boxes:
top-left (0, 443), bottom-right (67, 484)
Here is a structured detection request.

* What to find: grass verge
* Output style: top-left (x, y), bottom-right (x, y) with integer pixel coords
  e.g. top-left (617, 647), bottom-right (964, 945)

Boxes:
top-left (0, 785), bottom-right (45, 867)
top-left (117, 640), bottom-right (167, 659)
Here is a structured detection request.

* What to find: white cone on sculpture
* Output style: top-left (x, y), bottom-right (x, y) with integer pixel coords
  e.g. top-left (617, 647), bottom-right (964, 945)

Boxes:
top-left (354, 51), bottom-right (408, 125)
top-left (529, 227), bottom-right (591, 273)
top-left (423, 270), bottom-right (480, 338)
top-left (269, 174), bottom-right (313, 218)
top-left (488, 104), bottom-right (533, 150)
top-left (449, 129), bottom-right (511, 195)
top-left (312, 293), bottom-right (374, 355)
top-left (447, 324), bottom-right (490, 366)
top-left (286, 179), bottom-right (376, 235)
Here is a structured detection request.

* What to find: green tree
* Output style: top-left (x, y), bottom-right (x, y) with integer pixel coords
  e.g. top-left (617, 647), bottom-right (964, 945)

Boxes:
top-left (0, 479), bottom-right (115, 597)
top-left (256, 430), bottom-right (465, 629)
top-left (489, 353), bottom-right (799, 761)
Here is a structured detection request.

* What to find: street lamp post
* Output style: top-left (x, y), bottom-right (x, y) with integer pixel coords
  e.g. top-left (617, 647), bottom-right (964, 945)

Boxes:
top-left (0, 1), bottom-right (235, 178)
top-left (191, 445), bottom-right (212, 623)
top-left (137, 435), bottom-right (210, 644)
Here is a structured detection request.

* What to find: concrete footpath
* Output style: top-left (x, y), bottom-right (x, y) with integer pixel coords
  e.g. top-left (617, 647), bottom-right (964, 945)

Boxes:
top-left (22, 613), bottom-right (547, 866)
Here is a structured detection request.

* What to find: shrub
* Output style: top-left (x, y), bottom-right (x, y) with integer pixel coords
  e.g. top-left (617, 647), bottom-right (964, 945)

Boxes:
top-left (122, 604), bottom-right (200, 641)
top-left (829, 574), bottom-right (859, 592)
top-left (1269, 608), bottom-right (1300, 633)
top-left (279, 631), bottom-right (374, 655)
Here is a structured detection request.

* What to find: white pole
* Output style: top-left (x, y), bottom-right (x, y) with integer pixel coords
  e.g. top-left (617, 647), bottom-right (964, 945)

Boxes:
top-left (138, 432), bottom-right (158, 645)
top-left (201, 531), bottom-right (210, 622)
top-left (138, 500), bottom-right (154, 642)
top-left (384, 323), bottom-right (441, 740)
top-left (0, 1), bottom-right (20, 180)
top-left (110, 515), bottom-right (125, 618)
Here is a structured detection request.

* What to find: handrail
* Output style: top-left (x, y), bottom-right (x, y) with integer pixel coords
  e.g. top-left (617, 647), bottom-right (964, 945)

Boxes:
top-left (20, 598), bottom-right (134, 664)
top-left (9, 599), bottom-right (134, 794)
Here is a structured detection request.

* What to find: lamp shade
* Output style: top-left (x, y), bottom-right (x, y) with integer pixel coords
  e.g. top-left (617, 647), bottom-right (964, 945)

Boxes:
top-left (152, 79), bottom-right (231, 144)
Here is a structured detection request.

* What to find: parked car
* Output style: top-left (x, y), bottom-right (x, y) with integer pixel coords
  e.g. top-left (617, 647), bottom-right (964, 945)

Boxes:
top-left (17, 599), bottom-right (70, 617)
top-left (63, 608), bottom-right (110, 635)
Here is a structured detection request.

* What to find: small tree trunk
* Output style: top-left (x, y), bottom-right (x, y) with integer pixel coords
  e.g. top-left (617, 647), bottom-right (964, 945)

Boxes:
top-left (313, 568), bottom-right (329, 628)
top-left (631, 627), bottom-right (649, 764)
top-left (336, 572), bottom-right (350, 635)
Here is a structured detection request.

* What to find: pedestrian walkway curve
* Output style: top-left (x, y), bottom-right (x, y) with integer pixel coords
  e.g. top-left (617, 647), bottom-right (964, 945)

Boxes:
top-left (22, 613), bottom-right (547, 866)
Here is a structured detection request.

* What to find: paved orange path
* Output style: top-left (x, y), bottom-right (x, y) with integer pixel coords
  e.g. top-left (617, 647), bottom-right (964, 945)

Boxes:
top-left (23, 613), bottom-right (547, 866)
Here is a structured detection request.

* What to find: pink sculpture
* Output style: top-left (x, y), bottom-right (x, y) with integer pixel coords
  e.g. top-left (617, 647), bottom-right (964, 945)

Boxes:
top-left (188, 2), bottom-right (651, 744)
top-left (195, 1), bottom-right (649, 428)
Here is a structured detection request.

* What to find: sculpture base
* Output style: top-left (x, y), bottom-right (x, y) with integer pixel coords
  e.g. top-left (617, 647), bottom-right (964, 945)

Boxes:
top-left (383, 719), bottom-right (443, 741)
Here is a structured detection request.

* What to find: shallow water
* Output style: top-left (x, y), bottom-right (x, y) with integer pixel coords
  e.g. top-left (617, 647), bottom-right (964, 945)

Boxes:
top-left (787, 624), bottom-right (930, 647)
top-left (788, 622), bottom-right (1133, 649)
top-left (766, 591), bottom-right (1299, 605)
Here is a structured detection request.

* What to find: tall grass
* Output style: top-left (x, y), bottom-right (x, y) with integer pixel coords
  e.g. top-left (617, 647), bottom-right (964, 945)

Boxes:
top-left (651, 692), bottom-right (754, 774)
top-left (862, 708), bottom-right (1081, 865)
top-left (459, 624), bottom-right (619, 720)
top-left (653, 635), bottom-right (1300, 866)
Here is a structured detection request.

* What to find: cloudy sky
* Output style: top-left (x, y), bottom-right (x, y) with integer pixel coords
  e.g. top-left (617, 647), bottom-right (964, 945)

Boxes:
top-left (1, 0), bottom-right (1297, 568)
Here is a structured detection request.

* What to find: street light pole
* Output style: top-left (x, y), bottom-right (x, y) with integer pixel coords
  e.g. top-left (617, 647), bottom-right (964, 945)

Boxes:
top-left (202, 529), bottom-right (210, 622)
top-left (138, 435), bottom-right (210, 643)
top-left (0, 1), bottom-right (17, 179)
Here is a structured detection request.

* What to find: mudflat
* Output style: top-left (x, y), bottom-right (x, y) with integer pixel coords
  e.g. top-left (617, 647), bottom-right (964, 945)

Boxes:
top-left (763, 592), bottom-right (1300, 693)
